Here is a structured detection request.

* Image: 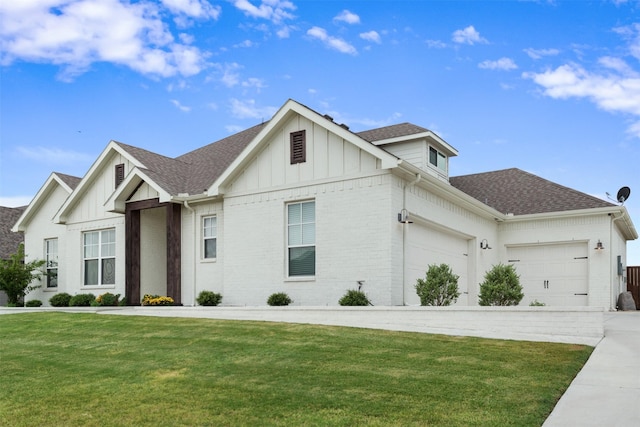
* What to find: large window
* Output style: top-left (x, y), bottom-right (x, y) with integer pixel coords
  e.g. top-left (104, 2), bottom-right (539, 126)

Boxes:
top-left (287, 201), bottom-right (315, 277)
top-left (203, 216), bottom-right (217, 259)
top-left (44, 238), bottom-right (58, 288)
top-left (83, 229), bottom-right (115, 286)
top-left (429, 146), bottom-right (447, 173)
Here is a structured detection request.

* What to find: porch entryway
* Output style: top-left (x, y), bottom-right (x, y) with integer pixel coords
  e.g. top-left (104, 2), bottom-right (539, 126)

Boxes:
top-left (125, 199), bottom-right (181, 305)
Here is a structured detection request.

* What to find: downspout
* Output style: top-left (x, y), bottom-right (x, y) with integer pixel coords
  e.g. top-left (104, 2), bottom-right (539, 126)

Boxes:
top-left (183, 201), bottom-right (197, 306)
top-left (401, 173), bottom-right (421, 305)
top-left (610, 212), bottom-right (625, 309)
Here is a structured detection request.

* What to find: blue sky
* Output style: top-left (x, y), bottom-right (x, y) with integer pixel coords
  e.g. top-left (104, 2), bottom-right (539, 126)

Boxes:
top-left (1, 0), bottom-right (640, 263)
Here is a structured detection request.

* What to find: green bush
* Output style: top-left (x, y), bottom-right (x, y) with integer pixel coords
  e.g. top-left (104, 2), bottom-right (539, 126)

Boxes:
top-left (339, 290), bottom-right (371, 306)
top-left (478, 264), bottom-right (524, 306)
top-left (529, 300), bottom-right (546, 307)
top-left (267, 292), bottom-right (292, 306)
top-left (49, 292), bottom-right (72, 307)
top-left (415, 263), bottom-right (460, 306)
top-left (26, 299), bottom-right (42, 307)
top-left (93, 292), bottom-right (120, 306)
top-left (69, 293), bottom-right (96, 307)
top-left (196, 291), bottom-right (222, 306)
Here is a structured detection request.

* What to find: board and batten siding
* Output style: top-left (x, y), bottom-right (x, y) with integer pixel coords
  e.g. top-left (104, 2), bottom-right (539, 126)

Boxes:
top-left (66, 152), bottom-right (135, 223)
top-left (227, 115), bottom-right (382, 195)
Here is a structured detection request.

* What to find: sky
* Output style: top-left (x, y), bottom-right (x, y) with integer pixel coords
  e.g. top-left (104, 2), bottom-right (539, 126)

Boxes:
top-left (1, 0), bottom-right (640, 263)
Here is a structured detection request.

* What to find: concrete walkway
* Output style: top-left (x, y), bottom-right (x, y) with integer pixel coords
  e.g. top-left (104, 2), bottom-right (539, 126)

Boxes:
top-left (543, 311), bottom-right (640, 426)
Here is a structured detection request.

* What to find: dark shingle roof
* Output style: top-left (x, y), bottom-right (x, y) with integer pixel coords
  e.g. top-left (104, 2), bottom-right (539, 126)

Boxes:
top-left (114, 122), bottom-right (267, 196)
top-left (0, 206), bottom-right (26, 258)
top-left (55, 172), bottom-right (82, 190)
top-left (450, 168), bottom-right (614, 215)
top-left (356, 123), bottom-right (430, 143)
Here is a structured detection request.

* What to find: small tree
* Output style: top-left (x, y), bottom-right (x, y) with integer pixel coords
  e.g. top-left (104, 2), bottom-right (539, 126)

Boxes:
top-left (415, 263), bottom-right (460, 306)
top-left (478, 263), bottom-right (524, 306)
top-left (0, 243), bottom-right (45, 306)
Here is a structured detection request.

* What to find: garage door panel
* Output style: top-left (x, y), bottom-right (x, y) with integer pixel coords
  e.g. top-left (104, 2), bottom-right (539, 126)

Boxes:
top-left (406, 225), bottom-right (469, 306)
top-left (507, 243), bottom-right (588, 306)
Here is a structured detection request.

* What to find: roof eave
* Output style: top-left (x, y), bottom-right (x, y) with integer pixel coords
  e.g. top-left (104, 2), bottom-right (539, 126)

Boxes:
top-left (11, 173), bottom-right (74, 232)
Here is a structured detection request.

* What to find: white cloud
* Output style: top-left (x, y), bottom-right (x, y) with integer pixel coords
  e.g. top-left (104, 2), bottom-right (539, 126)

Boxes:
top-left (452, 25), bottom-right (487, 45)
top-left (0, 0), bottom-right (210, 80)
top-left (0, 196), bottom-right (33, 208)
top-left (524, 63), bottom-right (640, 137)
top-left (242, 77), bottom-right (266, 91)
top-left (229, 98), bottom-right (277, 119)
top-left (170, 99), bottom-right (191, 112)
top-left (360, 31), bottom-right (381, 44)
top-left (478, 57), bottom-right (518, 71)
top-left (15, 146), bottom-right (95, 165)
top-left (232, 0), bottom-right (295, 24)
top-left (524, 48), bottom-right (560, 59)
top-left (425, 39), bottom-right (447, 49)
top-left (613, 23), bottom-right (640, 60)
top-left (160, 0), bottom-right (221, 19)
top-left (219, 62), bottom-right (242, 87)
top-left (334, 10), bottom-right (360, 25)
top-left (307, 26), bottom-right (357, 55)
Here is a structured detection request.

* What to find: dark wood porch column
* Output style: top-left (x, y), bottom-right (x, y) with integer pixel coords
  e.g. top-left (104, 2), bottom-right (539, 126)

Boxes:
top-left (166, 203), bottom-right (182, 305)
top-left (125, 208), bottom-right (141, 305)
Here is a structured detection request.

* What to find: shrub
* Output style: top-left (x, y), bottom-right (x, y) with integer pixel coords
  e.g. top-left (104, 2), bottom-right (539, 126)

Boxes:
top-left (267, 292), bottom-right (292, 306)
top-left (69, 293), bottom-right (96, 307)
top-left (26, 299), bottom-right (42, 307)
top-left (415, 263), bottom-right (460, 306)
top-left (0, 243), bottom-right (45, 305)
top-left (49, 292), bottom-right (72, 307)
top-left (339, 290), bottom-right (371, 306)
top-left (529, 300), bottom-right (546, 307)
top-left (94, 292), bottom-right (120, 306)
top-left (197, 291), bottom-right (222, 306)
top-left (141, 294), bottom-right (174, 306)
top-left (478, 264), bottom-right (524, 306)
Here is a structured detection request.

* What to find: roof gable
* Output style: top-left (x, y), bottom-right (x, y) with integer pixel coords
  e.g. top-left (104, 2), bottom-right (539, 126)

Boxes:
top-left (450, 168), bottom-right (614, 215)
top-left (13, 172), bottom-right (79, 231)
top-left (209, 99), bottom-right (399, 196)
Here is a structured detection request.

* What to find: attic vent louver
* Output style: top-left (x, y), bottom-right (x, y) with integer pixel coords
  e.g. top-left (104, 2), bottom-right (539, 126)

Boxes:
top-left (115, 163), bottom-right (125, 188)
top-left (290, 130), bottom-right (306, 164)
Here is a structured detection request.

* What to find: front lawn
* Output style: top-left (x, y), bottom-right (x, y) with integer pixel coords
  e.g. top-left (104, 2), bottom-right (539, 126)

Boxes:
top-left (0, 313), bottom-right (591, 426)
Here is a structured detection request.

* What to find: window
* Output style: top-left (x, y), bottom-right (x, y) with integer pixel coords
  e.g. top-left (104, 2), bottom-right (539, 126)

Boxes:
top-left (44, 239), bottom-right (58, 288)
top-left (429, 147), bottom-right (447, 173)
top-left (287, 201), bottom-right (315, 276)
top-left (83, 229), bottom-right (115, 286)
top-left (203, 216), bottom-right (217, 259)
top-left (290, 130), bottom-right (306, 164)
top-left (115, 163), bottom-right (125, 188)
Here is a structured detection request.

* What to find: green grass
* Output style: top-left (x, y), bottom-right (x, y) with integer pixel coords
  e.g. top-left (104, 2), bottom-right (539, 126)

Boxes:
top-left (0, 313), bottom-right (592, 426)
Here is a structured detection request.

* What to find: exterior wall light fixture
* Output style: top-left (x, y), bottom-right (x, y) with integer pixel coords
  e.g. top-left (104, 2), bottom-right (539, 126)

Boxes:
top-left (480, 239), bottom-right (492, 250)
top-left (398, 209), bottom-right (413, 224)
top-left (595, 240), bottom-right (604, 250)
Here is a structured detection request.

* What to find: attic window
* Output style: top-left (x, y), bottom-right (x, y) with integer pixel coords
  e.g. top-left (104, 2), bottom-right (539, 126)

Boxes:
top-left (429, 147), bottom-right (447, 173)
top-left (115, 163), bottom-right (125, 188)
top-left (290, 130), bottom-right (306, 164)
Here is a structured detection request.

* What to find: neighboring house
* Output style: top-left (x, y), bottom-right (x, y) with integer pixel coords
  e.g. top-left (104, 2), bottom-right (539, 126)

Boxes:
top-left (12, 99), bottom-right (638, 309)
top-left (1, 205), bottom-right (27, 305)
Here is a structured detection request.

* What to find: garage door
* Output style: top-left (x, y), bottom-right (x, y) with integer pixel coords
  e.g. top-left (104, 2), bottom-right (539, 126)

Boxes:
top-left (507, 243), bottom-right (588, 306)
top-left (405, 224), bottom-right (469, 306)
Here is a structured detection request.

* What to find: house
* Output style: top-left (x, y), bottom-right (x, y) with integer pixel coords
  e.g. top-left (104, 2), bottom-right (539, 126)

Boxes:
top-left (1, 205), bottom-right (27, 305)
top-left (12, 99), bottom-right (638, 309)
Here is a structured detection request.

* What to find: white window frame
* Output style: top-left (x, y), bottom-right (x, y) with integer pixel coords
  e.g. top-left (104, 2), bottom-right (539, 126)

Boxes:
top-left (83, 229), bottom-right (116, 286)
top-left (286, 200), bottom-right (316, 278)
top-left (44, 238), bottom-right (58, 288)
top-left (202, 215), bottom-right (217, 260)
top-left (428, 146), bottom-right (447, 174)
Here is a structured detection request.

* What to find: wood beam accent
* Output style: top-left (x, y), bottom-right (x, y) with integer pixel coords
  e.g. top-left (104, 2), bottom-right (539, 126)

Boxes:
top-left (125, 208), bottom-right (141, 305)
top-left (166, 203), bottom-right (182, 305)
